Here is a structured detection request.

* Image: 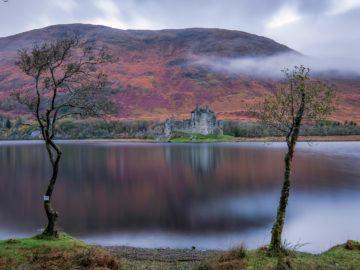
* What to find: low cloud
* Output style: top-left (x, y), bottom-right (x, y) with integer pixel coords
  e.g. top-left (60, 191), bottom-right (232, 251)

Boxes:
top-left (193, 53), bottom-right (360, 79)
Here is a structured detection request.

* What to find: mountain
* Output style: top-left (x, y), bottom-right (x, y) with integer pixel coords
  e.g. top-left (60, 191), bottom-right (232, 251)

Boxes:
top-left (0, 23), bottom-right (359, 122)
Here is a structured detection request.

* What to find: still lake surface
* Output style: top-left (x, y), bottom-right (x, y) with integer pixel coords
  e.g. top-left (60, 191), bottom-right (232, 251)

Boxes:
top-left (0, 141), bottom-right (360, 253)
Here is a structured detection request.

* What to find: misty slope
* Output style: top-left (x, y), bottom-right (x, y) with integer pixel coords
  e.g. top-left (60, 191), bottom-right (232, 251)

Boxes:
top-left (0, 23), bottom-right (359, 122)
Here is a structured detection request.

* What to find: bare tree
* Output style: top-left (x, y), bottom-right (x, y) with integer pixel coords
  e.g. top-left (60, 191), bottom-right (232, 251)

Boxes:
top-left (13, 36), bottom-right (116, 237)
top-left (258, 65), bottom-right (337, 254)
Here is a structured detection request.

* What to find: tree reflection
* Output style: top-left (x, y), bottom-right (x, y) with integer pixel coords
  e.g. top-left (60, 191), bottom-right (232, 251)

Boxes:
top-left (0, 142), bottom-right (359, 239)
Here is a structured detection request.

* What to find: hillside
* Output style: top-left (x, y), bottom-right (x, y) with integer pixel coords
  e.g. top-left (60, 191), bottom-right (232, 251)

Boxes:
top-left (0, 24), bottom-right (359, 122)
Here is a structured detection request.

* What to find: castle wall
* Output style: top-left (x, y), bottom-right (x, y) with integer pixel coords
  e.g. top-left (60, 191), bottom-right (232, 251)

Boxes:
top-left (164, 106), bottom-right (223, 136)
top-left (172, 120), bottom-right (194, 134)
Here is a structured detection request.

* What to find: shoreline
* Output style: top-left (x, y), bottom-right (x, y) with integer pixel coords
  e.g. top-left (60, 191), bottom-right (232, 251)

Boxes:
top-left (236, 135), bottom-right (360, 142)
top-left (1, 234), bottom-right (360, 269)
top-left (102, 245), bottom-right (220, 262)
top-left (96, 242), bottom-right (360, 269)
top-left (1, 135), bottom-right (360, 143)
top-left (41, 135), bottom-right (360, 143)
top-left (81, 135), bottom-right (360, 143)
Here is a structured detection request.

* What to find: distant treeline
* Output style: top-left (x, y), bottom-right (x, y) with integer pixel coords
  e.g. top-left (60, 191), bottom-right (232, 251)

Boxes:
top-left (223, 120), bottom-right (360, 137)
top-left (0, 115), bottom-right (359, 140)
top-left (0, 116), bottom-right (164, 140)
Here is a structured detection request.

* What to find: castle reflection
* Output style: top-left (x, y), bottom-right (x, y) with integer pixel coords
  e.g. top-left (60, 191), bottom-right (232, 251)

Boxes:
top-left (0, 142), bottom-right (360, 242)
top-left (164, 143), bottom-right (221, 177)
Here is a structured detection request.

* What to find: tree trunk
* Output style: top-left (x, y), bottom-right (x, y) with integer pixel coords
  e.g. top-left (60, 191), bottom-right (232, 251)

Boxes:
top-left (268, 88), bottom-right (305, 254)
top-left (268, 142), bottom-right (294, 253)
top-left (42, 140), bottom-right (62, 237)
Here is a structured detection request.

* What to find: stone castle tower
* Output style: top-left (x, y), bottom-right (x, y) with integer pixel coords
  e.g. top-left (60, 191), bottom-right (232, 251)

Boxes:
top-left (164, 105), bottom-right (223, 136)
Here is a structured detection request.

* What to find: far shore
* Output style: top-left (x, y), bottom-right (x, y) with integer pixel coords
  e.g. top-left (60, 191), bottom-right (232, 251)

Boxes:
top-left (1, 135), bottom-right (360, 143)
top-left (77, 135), bottom-right (360, 143)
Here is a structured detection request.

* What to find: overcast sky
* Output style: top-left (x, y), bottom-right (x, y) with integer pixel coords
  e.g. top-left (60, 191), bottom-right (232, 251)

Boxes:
top-left (1, 0), bottom-right (360, 60)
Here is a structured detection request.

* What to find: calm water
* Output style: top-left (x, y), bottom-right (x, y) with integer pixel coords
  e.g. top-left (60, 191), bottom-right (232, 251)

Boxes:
top-left (0, 141), bottom-right (360, 253)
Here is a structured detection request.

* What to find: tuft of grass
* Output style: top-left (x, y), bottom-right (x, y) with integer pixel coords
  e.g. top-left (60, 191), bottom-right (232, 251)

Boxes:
top-left (196, 261), bottom-right (213, 270)
top-left (4, 238), bottom-right (19, 244)
top-left (275, 258), bottom-right (292, 270)
top-left (345, 240), bottom-right (360, 250)
top-left (215, 245), bottom-right (247, 269)
top-left (72, 249), bottom-right (118, 269)
top-left (219, 244), bottom-right (247, 262)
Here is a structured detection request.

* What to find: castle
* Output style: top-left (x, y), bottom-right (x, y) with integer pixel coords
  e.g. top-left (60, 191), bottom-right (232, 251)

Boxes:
top-left (164, 105), bottom-right (223, 136)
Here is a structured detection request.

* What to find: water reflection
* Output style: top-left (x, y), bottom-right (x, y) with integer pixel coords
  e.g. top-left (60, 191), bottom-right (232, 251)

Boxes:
top-left (0, 141), bottom-right (360, 252)
top-left (164, 144), bottom-right (222, 177)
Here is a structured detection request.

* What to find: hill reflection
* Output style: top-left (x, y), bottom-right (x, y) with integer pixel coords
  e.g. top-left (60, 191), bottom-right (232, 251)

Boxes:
top-left (0, 142), bottom-right (360, 242)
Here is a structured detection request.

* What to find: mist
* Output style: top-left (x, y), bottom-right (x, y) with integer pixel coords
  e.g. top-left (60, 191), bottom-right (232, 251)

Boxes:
top-left (193, 52), bottom-right (360, 79)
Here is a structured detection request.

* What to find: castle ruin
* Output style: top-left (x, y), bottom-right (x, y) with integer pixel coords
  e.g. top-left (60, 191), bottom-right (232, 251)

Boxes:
top-left (164, 105), bottom-right (223, 137)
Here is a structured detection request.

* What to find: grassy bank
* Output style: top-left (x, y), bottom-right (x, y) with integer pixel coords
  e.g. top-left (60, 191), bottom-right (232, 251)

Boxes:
top-left (0, 233), bottom-right (119, 269)
top-left (194, 241), bottom-right (360, 270)
top-left (169, 132), bottom-right (239, 142)
top-left (1, 235), bottom-right (360, 270)
top-left (168, 132), bottom-right (360, 143)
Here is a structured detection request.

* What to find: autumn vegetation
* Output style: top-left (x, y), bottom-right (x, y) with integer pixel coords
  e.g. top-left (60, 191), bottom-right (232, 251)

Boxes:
top-left (1, 24), bottom-right (360, 123)
top-left (0, 116), bottom-right (359, 140)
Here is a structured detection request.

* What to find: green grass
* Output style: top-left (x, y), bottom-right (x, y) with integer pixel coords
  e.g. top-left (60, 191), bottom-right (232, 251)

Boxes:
top-left (169, 131), bottom-right (237, 143)
top-left (1, 235), bottom-right (360, 270)
top-left (195, 241), bottom-right (360, 270)
top-left (0, 233), bottom-right (119, 269)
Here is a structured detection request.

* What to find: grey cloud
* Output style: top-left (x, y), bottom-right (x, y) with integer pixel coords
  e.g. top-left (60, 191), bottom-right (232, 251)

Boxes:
top-left (0, 0), bottom-right (359, 66)
top-left (264, 7), bottom-right (360, 59)
top-left (194, 53), bottom-right (360, 79)
top-left (295, 0), bottom-right (331, 14)
top-left (0, 0), bottom-right (285, 35)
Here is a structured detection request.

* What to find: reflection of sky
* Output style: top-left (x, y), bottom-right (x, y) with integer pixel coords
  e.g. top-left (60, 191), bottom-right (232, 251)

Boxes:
top-left (81, 190), bottom-right (360, 253)
top-left (285, 190), bottom-right (360, 253)
top-left (1, 141), bottom-right (360, 253)
top-left (296, 141), bottom-right (360, 159)
top-left (236, 141), bottom-right (360, 159)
